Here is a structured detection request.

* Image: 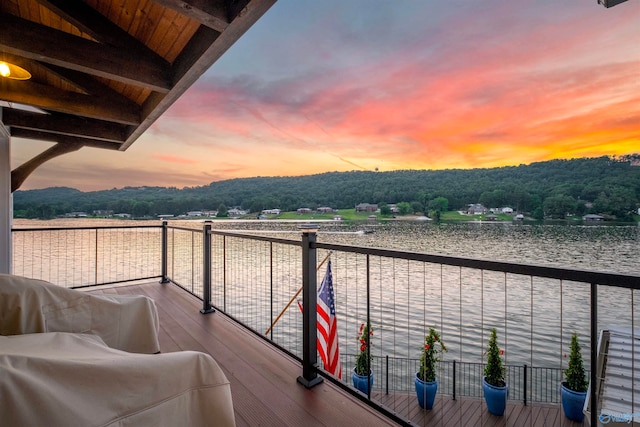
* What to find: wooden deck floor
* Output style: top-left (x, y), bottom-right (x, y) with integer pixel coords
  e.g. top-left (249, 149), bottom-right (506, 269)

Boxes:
top-left (90, 281), bottom-right (586, 427)
top-left (373, 392), bottom-right (586, 426)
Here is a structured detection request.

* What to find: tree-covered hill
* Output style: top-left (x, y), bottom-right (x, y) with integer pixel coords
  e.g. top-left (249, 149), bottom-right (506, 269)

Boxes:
top-left (13, 155), bottom-right (640, 220)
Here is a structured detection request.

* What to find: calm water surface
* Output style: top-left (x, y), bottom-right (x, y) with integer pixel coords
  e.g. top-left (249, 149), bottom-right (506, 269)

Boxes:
top-left (15, 217), bottom-right (639, 275)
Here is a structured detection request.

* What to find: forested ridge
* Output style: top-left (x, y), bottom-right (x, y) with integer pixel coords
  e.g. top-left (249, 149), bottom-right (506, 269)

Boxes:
top-left (13, 156), bottom-right (640, 220)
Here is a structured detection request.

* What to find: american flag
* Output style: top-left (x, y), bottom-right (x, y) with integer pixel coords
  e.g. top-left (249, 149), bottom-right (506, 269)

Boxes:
top-left (317, 260), bottom-right (342, 379)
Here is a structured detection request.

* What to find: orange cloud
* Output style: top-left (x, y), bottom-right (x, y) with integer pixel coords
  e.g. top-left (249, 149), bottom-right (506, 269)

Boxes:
top-left (152, 154), bottom-right (198, 165)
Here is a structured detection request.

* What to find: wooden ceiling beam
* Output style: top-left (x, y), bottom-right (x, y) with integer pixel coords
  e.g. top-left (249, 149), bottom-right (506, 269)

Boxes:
top-left (11, 140), bottom-right (84, 192)
top-left (3, 109), bottom-right (129, 143)
top-left (10, 128), bottom-right (122, 150)
top-left (228, 0), bottom-right (254, 20)
top-left (33, 0), bottom-right (167, 65)
top-left (42, 63), bottom-right (136, 104)
top-left (0, 79), bottom-right (140, 125)
top-left (0, 0), bottom-right (276, 157)
top-left (170, 25), bottom-right (220, 90)
top-left (153, 0), bottom-right (230, 32)
top-left (123, 0), bottom-right (276, 150)
top-left (0, 13), bottom-right (172, 93)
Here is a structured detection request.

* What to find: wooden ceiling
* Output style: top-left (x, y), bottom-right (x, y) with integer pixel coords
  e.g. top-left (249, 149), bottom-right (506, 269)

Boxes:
top-left (0, 0), bottom-right (275, 190)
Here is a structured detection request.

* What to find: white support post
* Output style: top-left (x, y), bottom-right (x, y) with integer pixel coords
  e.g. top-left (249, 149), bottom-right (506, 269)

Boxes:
top-left (0, 108), bottom-right (12, 274)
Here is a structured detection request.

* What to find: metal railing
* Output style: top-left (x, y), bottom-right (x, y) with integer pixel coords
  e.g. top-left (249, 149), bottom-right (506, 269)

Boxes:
top-left (350, 354), bottom-right (581, 404)
top-left (158, 222), bottom-right (638, 426)
top-left (12, 225), bottom-right (162, 288)
top-left (11, 221), bottom-right (640, 426)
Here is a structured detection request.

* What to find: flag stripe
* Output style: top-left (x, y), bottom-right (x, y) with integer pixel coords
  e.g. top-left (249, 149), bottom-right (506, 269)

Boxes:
top-left (317, 260), bottom-right (341, 379)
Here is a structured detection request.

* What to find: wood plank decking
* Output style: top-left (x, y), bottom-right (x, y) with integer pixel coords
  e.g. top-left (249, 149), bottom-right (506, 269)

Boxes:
top-left (90, 281), bottom-right (586, 427)
top-left (373, 392), bottom-right (586, 426)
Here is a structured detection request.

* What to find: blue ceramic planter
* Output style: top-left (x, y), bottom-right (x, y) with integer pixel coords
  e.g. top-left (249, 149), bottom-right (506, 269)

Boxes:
top-left (352, 369), bottom-right (373, 394)
top-left (414, 374), bottom-right (438, 409)
top-left (561, 382), bottom-right (586, 422)
top-left (482, 377), bottom-right (508, 416)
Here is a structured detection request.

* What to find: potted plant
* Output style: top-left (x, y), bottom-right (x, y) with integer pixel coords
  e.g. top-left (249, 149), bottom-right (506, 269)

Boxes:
top-left (482, 328), bottom-right (508, 416)
top-left (415, 327), bottom-right (447, 409)
top-left (352, 322), bottom-right (374, 394)
top-left (561, 332), bottom-right (588, 422)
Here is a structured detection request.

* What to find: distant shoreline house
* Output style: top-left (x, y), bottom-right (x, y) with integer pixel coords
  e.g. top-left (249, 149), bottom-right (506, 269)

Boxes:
top-left (356, 203), bottom-right (378, 212)
top-left (467, 204), bottom-right (488, 215)
top-left (317, 207), bottom-right (335, 213)
top-left (388, 204), bottom-right (400, 214)
top-left (227, 208), bottom-right (246, 216)
top-left (583, 214), bottom-right (605, 221)
top-left (297, 208), bottom-right (312, 214)
top-left (261, 209), bottom-right (281, 215)
top-left (64, 212), bottom-right (88, 218)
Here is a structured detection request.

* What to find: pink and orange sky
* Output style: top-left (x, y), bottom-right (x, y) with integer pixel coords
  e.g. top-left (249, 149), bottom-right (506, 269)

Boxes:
top-left (11, 0), bottom-right (640, 191)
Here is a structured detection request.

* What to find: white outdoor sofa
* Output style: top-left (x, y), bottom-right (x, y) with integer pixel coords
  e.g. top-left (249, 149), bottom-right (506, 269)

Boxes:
top-left (0, 274), bottom-right (236, 426)
top-left (0, 273), bottom-right (160, 353)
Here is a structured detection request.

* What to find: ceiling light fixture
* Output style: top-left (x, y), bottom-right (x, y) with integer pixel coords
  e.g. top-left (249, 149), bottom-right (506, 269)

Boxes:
top-left (0, 61), bottom-right (31, 80)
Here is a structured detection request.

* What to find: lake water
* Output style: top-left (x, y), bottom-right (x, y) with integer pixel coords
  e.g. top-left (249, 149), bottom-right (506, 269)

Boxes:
top-left (309, 221), bottom-right (639, 372)
top-left (12, 218), bottom-right (640, 376)
top-left (318, 221), bottom-right (640, 275)
top-left (14, 217), bottom-right (640, 277)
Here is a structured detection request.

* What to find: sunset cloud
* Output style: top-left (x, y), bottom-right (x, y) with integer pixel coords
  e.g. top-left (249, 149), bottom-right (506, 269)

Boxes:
top-left (12, 0), bottom-right (639, 190)
top-left (152, 154), bottom-right (198, 165)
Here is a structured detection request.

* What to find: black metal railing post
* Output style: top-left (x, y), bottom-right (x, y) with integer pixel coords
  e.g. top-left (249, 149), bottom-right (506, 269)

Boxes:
top-left (95, 228), bottom-right (99, 285)
top-left (297, 225), bottom-right (323, 388)
top-left (385, 355), bottom-right (389, 395)
top-left (453, 360), bottom-right (456, 400)
top-left (223, 236), bottom-right (227, 312)
top-left (200, 221), bottom-right (215, 314)
top-left (366, 254), bottom-right (371, 398)
top-left (523, 364), bottom-right (528, 405)
top-left (590, 282), bottom-right (597, 427)
top-left (269, 241), bottom-right (273, 341)
top-left (160, 220), bottom-right (169, 283)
